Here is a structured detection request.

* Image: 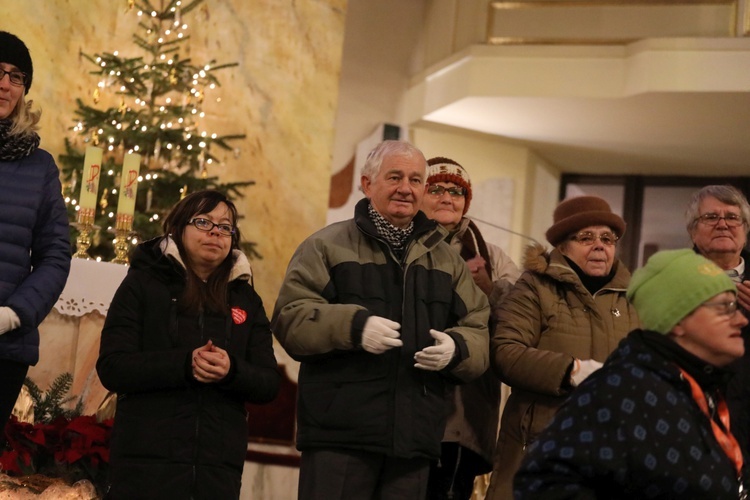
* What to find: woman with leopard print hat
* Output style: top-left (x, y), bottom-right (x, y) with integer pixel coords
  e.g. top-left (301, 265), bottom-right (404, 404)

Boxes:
top-left (0, 31), bottom-right (71, 437)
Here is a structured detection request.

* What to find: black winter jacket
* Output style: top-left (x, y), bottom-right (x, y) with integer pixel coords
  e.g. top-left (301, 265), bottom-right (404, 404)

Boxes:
top-left (97, 238), bottom-right (280, 500)
top-left (515, 329), bottom-right (746, 499)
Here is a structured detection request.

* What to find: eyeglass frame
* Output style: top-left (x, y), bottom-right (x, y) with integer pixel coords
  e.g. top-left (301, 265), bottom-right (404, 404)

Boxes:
top-left (187, 217), bottom-right (236, 236)
top-left (568, 230), bottom-right (619, 247)
top-left (0, 68), bottom-right (27, 87)
top-left (699, 299), bottom-right (739, 317)
top-left (426, 184), bottom-right (466, 198)
top-left (693, 213), bottom-right (745, 228)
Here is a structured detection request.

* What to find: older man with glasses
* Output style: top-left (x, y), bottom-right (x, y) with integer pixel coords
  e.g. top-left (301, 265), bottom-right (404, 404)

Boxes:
top-left (686, 184), bottom-right (750, 458)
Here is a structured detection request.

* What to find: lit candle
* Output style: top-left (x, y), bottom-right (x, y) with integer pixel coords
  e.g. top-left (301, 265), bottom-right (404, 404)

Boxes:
top-left (78, 146), bottom-right (103, 225)
top-left (115, 153), bottom-right (141, 230)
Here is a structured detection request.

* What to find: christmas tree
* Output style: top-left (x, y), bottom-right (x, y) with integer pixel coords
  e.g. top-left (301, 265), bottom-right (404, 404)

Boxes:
top-left (59, 0), bottom-right (257, 261)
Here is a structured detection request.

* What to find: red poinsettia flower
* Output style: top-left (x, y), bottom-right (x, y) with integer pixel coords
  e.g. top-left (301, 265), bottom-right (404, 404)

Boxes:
top-left (0, 449), bottom-right (23, 475)
top-left (1, 414), bottom-right (113, 495)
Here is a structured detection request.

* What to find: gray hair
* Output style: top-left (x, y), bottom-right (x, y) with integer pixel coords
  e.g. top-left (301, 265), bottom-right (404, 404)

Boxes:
top-left (685, 185), bottom-right (750, 233)
top-left (361, 140), bottom-right (426, 182)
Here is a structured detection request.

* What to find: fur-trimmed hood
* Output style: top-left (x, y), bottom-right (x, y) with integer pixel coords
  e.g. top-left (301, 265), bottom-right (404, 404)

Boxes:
top-left (159, 236), bottom-right (252, 282)
top-left (521, 242), bottom-right (632, 292)
top-left (522, 243), bottom-right (552, 274)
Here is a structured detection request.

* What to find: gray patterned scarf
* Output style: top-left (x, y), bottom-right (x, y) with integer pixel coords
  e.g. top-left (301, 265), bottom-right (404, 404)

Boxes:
top-left (0, 119), bottom-right (40, 161)
top-left (368, 202), bottom-right (414, 258)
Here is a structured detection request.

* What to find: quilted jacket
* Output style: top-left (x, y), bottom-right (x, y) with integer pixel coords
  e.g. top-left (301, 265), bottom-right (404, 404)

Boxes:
top-left (0, 147), bottom-right (71, 365)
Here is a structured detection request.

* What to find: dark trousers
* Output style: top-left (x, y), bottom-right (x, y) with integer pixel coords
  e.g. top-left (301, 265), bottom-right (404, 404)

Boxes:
top-left (0, 360), bottom-right (29, 440)
top-left (298, 448), bottom-right (430, 500)
top-left (427, 443), bottom-right (486, 500)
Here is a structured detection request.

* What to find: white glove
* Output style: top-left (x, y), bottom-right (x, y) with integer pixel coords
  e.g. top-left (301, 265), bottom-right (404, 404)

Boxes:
top-left (361, 316), bottom-right (402, 354)
top-left (570, 359), bottom-right (603, 387)
top-left (0, 307), bottom-right (21, 335)
top-left (414, 329), bottom-right (455, 371)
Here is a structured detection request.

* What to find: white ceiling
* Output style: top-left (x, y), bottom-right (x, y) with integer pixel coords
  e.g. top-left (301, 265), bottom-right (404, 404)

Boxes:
top-left (409, 41), bottom-right (750, 176)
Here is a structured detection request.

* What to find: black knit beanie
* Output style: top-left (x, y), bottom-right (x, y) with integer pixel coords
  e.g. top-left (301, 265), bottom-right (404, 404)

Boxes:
top-left (0, 31), bottom-right (33, 94)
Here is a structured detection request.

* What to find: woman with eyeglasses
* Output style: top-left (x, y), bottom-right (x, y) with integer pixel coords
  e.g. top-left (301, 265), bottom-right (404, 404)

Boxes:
top-left (515, 249), bottom-right (749, 499)
top-left (0, 32), bottom-right (71, 439)
top-left (97, 190), bottom-right (280, 499)
top-left (421, 157), bottom-right (520, 500)
top-left (485, 196), bottom-right (640, 500)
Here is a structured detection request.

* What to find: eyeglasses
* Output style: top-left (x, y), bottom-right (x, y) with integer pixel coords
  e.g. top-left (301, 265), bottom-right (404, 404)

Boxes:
top-left (694, 213), bottom-right (744, 228)
top-left (0, 68), bottom-right (27, 87)
top-left (700, 300), bottom-right (739, 317)
top-left (188, 218), bottom-right (235, 236)
top-left (569, 231), bottom-right (618, 246)
top-left (427, 184), bottom-right (466, 198)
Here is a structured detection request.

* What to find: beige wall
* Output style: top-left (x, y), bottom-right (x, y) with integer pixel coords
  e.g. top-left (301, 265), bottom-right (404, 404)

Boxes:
top-left (5, 0), bottom-right (347, 307)
top-left (332, 0), bottom-right (556, 265)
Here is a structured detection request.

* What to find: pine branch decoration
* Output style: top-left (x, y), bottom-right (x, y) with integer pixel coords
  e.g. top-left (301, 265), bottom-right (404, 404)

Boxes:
top-left (24, 373), bottom-right (84, 425)
top-left (59, 0), bottom-right (257, 261)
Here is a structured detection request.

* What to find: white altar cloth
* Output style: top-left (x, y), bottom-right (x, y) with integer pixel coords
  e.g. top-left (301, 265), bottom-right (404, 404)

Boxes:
top-left (54, 258), bottom-right (129, 317)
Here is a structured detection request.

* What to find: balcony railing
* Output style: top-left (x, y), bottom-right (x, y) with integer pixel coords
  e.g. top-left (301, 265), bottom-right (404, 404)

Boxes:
top-left (487, 0), bottom-right (749, 45)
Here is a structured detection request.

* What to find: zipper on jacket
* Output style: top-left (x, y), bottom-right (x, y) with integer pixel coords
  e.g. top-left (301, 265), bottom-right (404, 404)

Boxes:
top-left (198, 310), bottom-right (205, 343)
top-left (191, 387), bottom-right (202, 497)
top-left (192, 312), bottom-right (204, 498)
top-left (521, 401), bottom-right (535, 451)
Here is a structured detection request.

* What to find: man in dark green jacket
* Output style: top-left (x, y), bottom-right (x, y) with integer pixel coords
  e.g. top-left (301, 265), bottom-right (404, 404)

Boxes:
top-left (272, 140), bottom-right (490, 500)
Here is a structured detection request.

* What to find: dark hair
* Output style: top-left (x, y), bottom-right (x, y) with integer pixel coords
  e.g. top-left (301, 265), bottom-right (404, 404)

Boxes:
top-left (162, 190), bottom-right (242, 313)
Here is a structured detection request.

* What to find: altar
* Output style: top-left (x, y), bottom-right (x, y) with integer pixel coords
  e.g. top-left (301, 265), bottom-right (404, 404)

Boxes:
top-left (29, 258), bottom-right (128, 416)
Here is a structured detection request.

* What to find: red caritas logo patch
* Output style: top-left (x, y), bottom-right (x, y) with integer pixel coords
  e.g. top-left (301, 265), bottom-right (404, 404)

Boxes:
top-left (231, 307), bottom-right (247, 325)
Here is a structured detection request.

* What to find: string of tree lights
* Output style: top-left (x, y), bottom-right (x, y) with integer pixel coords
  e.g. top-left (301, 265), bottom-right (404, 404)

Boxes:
top-left (59, 0), bottom-right (257, 261)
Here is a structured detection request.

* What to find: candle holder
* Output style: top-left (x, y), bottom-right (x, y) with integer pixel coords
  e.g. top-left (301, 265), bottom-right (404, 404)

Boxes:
top-left (111, 214), bottom-right (134, 265)
top-left (72, 209), bottom-right (97, 260)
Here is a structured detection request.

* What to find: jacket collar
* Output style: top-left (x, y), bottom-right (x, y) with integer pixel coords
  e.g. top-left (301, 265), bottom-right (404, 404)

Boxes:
top-left (159, 236), bottom-right (253, 283)
top-left (522, 243), bottom-right (631, 291)
top-left (353, 197), bottom-right (445, 251)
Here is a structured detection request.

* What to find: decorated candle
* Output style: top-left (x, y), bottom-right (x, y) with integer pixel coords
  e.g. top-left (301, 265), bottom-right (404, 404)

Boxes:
top-left (115, 153), bottom-right (142, 230)
top-left (78, 146), bottom-right (103, 224)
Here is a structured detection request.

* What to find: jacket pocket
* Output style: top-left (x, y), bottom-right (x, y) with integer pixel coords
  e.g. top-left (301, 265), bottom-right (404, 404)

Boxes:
top-left (111, 395), bottom-right (175, 460)
top-left (299, 375), bottom-right (389, 436)
top-left (298, 351), bottom-right (390, 435)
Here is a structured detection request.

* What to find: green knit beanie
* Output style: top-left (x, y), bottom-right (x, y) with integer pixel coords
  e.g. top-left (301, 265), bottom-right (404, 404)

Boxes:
top-left (627, 249), bottom-right (736, 334)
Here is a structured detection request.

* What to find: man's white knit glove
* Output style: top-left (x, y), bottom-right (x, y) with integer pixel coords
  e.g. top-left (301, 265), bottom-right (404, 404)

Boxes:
top-left (414, 329), bottom-right (455, 371)
top-left (361, 316), bottom-right (402, 354)
top-left (570, 359), bottom-right (603, 387)
top-left (0, 307), bottom-right (21, 335)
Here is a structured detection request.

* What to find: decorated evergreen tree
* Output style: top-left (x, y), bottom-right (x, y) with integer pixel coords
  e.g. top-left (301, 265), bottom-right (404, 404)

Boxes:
top-left (59, 0), bottom-right (256, 260)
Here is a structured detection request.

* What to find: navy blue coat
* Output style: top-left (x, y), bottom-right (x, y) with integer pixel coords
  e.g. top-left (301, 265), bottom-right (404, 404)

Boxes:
top-left (515, 330), bottom-right (745, 499)
top-left (0, 148), bottom-right (71, 365)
